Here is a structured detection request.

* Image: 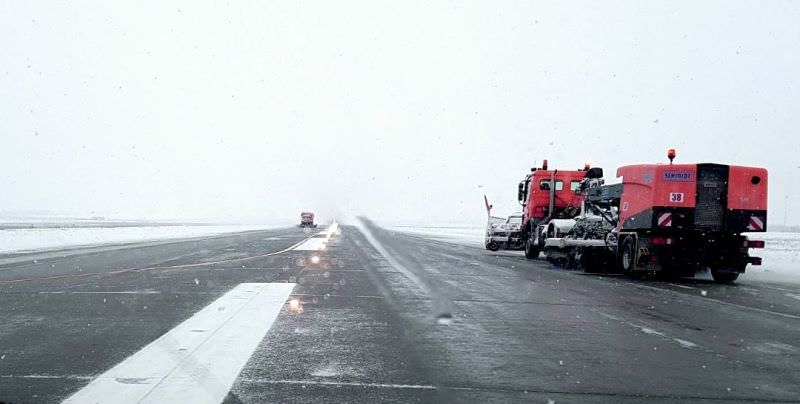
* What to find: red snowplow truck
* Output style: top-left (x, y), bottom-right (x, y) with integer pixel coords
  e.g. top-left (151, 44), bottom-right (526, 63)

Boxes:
top-left (517, 159), bottom-right (589, 258)
top-left (519, 151), bottom-right (767, 283)
top-left (299, 212), bottom-right (317, 228)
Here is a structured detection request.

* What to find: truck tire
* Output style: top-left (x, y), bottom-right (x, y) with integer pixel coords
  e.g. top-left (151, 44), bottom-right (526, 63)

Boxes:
top-left (487, 241), bottom-right (500, 251)
top-left (524, 236), bottom-right (540, 259)
top-left (620, 237), bottom-right (636, 274)
top-left (710, 265), bottom-right (740, 284)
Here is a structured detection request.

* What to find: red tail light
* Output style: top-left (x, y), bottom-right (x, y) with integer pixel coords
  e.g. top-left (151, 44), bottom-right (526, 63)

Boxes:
top-left (650, 237), bottom-right (674, 246)
top-left (743, 240), bottom-right (765, 248)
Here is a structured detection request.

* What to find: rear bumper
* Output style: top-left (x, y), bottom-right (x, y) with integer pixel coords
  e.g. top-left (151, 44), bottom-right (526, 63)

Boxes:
top-left (633, 232), bottom-right (760, 272)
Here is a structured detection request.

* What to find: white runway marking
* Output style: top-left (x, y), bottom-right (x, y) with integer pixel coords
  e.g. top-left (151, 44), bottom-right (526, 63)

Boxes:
top-left (241, 378), bottom-right (437, 390)
top-left (62, 282), bottom-right (295, 404)
top-left (0, 233), bottom-right (319, 285)
top-left (293, 236), bottom-right (328, 251)
top-left (1, 374), bottom-right (93, 380)
top-left (598, 312), bottom-right (700, 349)
top-left (293, 222), bottom-right (338, 251)
top-left (39, 290), bottom-right (162, 295)
top-left (668, 283), bottom-right (697, 290)
top-left (626, 282), bottom-right (800, 320)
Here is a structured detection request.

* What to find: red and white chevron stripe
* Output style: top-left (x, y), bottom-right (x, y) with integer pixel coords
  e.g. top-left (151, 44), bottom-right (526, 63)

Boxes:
top-left (747, 216), bottom-right (764, 231)
top-left (657, 212), bottom-right (673, 228)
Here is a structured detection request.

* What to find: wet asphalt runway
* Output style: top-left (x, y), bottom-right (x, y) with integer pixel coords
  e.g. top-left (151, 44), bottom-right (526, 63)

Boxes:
top-left (1, 222), bottom-right (799, 403)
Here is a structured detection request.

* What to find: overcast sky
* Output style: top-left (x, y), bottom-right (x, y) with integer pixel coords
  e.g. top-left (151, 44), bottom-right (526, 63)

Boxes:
top-left (1, 1), bottom-right (798, 226)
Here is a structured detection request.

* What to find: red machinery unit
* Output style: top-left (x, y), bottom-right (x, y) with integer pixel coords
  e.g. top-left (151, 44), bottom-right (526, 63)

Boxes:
top-left (616, 163), bottom-right (767, 233)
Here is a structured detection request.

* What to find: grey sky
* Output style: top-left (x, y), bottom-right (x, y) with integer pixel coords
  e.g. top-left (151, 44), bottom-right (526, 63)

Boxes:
top-left (2, 1), bottom-right (798, 226)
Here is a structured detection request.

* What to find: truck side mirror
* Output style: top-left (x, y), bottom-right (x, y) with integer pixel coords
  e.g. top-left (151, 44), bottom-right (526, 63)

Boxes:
top-left (585, 167), bottom-right (604, 179)
top-left (517, 182), bottom-right (525, 202)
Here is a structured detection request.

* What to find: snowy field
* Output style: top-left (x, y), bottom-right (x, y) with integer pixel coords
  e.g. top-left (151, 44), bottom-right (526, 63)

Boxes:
top-left (0, 224), bottom-right (285, 255)
top-left (386, 225), bottom-right (800, 283)
top-left (745, 232), bottom-right (800, 282)
top-left (385, 225), bottom-right (485, 247)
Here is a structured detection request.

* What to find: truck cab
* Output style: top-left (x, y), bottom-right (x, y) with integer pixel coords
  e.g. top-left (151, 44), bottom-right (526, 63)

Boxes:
top-left (518, 160), bottom-right (591, 258)
top-left (299, 211), bottom-right (317, 228)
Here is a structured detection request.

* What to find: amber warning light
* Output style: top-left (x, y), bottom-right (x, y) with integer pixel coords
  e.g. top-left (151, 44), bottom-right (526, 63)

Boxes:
top-left (667, 148), bottom-right (676, 164)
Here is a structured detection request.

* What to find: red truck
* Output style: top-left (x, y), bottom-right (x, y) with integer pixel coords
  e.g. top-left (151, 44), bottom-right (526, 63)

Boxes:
top-left (517, 159), bottom-right (591, 258)
top-left (517, 151), bottom-right (767, 283)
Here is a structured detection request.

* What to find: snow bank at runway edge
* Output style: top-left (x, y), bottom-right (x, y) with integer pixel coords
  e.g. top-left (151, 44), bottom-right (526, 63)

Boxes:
top-left (0, 224), bottom-right (285, 254)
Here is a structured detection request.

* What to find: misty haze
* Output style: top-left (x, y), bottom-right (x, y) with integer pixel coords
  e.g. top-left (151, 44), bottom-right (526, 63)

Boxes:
top-left (1, 2), bottom-right (799, 404)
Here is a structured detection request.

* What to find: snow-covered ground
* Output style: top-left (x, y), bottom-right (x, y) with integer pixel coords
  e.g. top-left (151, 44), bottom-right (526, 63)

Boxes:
top-left (744, 232), bottom-right (800, 282)
top-left (0, 225), bottom-right (284, 255)
top-left (385, 225), bottom-right (485, 247)
top-left (387, 225), bottom-right (800, 283)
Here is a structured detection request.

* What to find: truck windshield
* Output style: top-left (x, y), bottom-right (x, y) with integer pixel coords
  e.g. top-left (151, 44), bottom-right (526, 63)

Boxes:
top-left (540, 180), bottom-right (564, 190)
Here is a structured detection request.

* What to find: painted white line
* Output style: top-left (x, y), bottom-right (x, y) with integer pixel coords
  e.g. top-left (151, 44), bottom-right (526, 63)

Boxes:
top-left (63, 282), bottom-right (295, 404)
top-left (786, 293), bottom-right (800, 302)
top-left (598, 312), bottom-right (699, 349)
top-left (626, 282), bottom-right (800, 321)
top-left (0, 234), bottom-right (317, 285)
top-left (1, 374), bottom-right (93, 380)
top-left (290, 293), bottom-right (385, 300)
top-left (638, 326), bottom-right (698, 349)
top-left (147, 235), bottom-right (315, 268)
top-left (293, 222), bottom-right (339, 251)
top-left (66, 291), bottom-right (161, 295)
top-left (293, 237), bottom-right (328, 251)
top-left (241, 378), bottom-right (437, 390)
top-left (668, 283), bottom-right (697, 290)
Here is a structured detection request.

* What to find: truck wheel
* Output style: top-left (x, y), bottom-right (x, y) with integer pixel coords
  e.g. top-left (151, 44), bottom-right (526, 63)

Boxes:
top-left (710, 266), bottom-right (740, 284)
top-left (524, 238), bottom-right (540, 259)
top-left (524, 225), bottom-right (540, 259)
top-left (487, 241), bottom-right (500, 251)
top-left (621, 237), bottom-right (636, 273)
